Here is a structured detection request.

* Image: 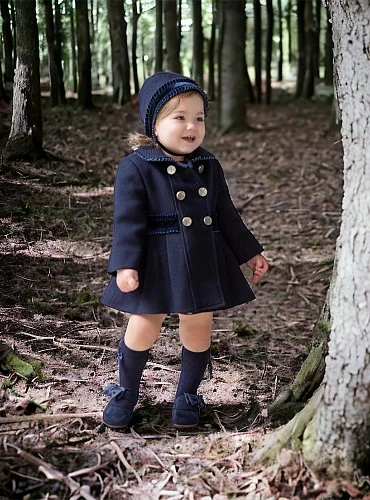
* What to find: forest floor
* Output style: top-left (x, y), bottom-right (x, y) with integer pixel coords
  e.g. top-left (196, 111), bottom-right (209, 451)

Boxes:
top-left (0, 93), bottom-right (350, 499)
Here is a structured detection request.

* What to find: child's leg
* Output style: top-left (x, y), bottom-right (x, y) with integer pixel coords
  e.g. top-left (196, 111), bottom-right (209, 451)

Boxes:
top-left (103, 313), bottom-right (166, 429)
top-left (172, 312), bottom-right (213, 428)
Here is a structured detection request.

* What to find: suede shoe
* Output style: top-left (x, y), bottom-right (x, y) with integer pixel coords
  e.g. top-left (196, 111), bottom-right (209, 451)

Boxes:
top-left (103, 383), bottom-right (137, 429)
top-left (172, 393), bottom-right (205, 428)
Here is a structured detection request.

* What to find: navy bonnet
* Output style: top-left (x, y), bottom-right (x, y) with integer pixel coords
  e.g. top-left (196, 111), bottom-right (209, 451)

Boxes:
top-left (139, 71), bottom-right (209, 141)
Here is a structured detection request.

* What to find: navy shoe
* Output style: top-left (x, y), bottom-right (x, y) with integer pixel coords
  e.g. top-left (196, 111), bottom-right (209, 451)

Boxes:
top-left (103, 383), bottom-right (137, 429)
top-left (172, 393), bottom-right (205, 428)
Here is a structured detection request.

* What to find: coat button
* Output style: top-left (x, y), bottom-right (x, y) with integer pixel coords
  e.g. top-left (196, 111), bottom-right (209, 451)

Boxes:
top-left (203, 216), bottom-right (213, 226)
top-left (182, 217), bottom-right (192, 226)
top-left (167, 165), bottom-right (176, 175)
top-left (176, 191), bottom-right (186, 200)
top-left (198, 187), bottom-right (207, 197)
top-left (198, 164), bottom-right (204, 173)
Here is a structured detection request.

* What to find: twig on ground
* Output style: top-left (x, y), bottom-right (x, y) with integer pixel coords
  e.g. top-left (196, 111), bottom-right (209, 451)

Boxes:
top-left (110, 440), bottom-right (142, 484)
top-left (0, 412), bottom-right (102, 424)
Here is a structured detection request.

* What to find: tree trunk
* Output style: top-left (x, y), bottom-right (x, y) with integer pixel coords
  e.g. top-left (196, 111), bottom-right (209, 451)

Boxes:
top-left (257, 0), bottom-right (370, 480)
top-left (43, 0), bottom-right (66, 106)
top-left (132, 0), bottom-right (140, 94)
top-left (253, 0), bottom-right (262, 103)
top-left (155, 0), bottom-right (163, 73)
top-left (2, 0), bottom-right (43, 161)
top-left (192, 0), bottom-right (203, 87)
top-left (286, 0), bottom-right (292, 65)
top-left (107, 0), bottom-right (130, 105)
top-left (207, 0), bottom-right (216, 100)
top-left (219, 0), bottom-right (246, 133)
top-left (70, 1), bottom-right (78, 94)
top-left (277, 0), bottom-right (283, 82)
top-left (324, 8), bottom-right (333, 86)
top-left (265, 0), bottom-right (273, 104)
top-left (314, 0), bottom-right (321, 79)
top-left (295, 0), bottom-right (305, 97)
top-left (302, 0), bottom-right (315, 99)
top-left (0, 0), bottom-right (14, 83)
top-left (164, 0), bottom-right (181, 73)
top-left (268, 291), bottom-right (331, 425)
top-left (75, 0), bottom-right (93, 108)
top-left (303, 0), bottom-right (370, 477)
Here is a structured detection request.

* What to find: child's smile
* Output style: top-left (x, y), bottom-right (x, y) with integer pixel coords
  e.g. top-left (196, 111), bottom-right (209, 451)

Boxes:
top-left (154, 93), bottom-right (206, 160)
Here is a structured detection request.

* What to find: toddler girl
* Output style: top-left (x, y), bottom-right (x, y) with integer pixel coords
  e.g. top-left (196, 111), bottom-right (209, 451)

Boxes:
top-left (101, 72), bottom-right (269, 429)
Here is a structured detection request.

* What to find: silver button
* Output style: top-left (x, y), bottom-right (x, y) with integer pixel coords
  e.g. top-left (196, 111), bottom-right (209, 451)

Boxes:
top-left (182, 217), bottom-right (192, 227)
top-left (203, 216), bottom-right (213, 226)
top-left (198, 164), bottom-right (204, 173)
top-left (167, 165), bottom-right (176, 175)
top-left (176, 191), bottom-right (186, 200)
top-left (198, 187), bottom-right (207, 197)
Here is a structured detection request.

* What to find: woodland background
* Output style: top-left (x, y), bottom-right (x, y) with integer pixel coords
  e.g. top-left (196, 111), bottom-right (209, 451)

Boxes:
top-left (0, 0), bottom-right (359, 499)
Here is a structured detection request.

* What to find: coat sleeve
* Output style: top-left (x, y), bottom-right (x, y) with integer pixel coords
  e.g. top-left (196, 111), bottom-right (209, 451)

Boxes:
top-left (215, 162), bottom-right (264, 264)
top-left (107, 159), bottom-right (148, 275)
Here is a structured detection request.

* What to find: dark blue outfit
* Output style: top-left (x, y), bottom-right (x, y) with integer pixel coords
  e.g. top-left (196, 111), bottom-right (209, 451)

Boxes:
top-left (101, 144), bottom-right (264, 314)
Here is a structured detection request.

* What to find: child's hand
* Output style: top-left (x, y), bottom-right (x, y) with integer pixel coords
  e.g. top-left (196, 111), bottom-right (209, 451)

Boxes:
top-left (116, 268), bottom-right (139, 292)
top-left (246, 254), bottom-right (269, 284)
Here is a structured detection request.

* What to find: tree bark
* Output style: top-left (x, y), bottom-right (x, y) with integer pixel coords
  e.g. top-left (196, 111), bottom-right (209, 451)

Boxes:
top-left (107, 0), bottom-right (130, 105)
top-left (164, 0), bottom-right (181, 73)
top-left (207, 0), bottom-right (216, 100)
top-left (302, 0), bottom-right (315, 99)
top-left (2, 0), bottom-right (43, 161)
top-left (219, 0), bottom-right (247, 133)
top-left (43, 0), bottom-right (66, 106)
top-left (132, 0), bottom-right (140, 94)
top-left (295, 0), bottom-right (305, 97)
top-left (324, 8), bottom-right (333, 86)
top-left (75, 0), bottom-right (93, 108)
top-left (265, 0), bottom-right (273, 104)
top-left (69, 1), bottom-right (78, 94)
top-left (253, 0), bottom-right (262, 103)
top-left (303, 0), bottom-right (370, 477)
top-left (285, 0), bottom-right (292, 65)
top-left (155, 0), bottom-right (163, 73)
top-left (192, 0), bottom-right (203, 87)
top-left (277, 0), bottom-right (283, 82)
top-left (0, 0), bottom-right (14, 83)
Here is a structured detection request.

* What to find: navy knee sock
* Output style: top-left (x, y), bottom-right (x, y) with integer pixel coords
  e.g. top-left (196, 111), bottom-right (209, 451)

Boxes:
top-left (117, 339), bottom-right (149, 406)
top-left (175, 347), bottom-right (210, 398)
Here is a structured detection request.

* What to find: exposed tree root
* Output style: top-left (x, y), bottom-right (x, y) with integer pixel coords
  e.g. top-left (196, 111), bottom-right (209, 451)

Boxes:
top-left (253, 386), bottom-right (324, 464)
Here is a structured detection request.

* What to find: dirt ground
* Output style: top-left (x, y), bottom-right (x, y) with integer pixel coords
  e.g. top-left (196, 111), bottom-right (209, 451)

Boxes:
top-left (0, 94), bottom-right (349, 499)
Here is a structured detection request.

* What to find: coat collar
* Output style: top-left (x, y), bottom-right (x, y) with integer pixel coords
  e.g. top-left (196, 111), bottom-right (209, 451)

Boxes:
top-left (134, 145), bottom-right (215, 164)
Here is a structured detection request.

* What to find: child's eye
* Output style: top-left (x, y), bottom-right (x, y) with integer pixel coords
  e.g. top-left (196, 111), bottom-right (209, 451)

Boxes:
top-left (174, 116), bottom-right (184, 120)
top-left (197, 117), bottom-right (205, 122)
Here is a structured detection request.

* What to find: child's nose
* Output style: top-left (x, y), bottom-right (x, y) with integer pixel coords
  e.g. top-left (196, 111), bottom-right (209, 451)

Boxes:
top-left (187, 120), bottom-right (195, 129)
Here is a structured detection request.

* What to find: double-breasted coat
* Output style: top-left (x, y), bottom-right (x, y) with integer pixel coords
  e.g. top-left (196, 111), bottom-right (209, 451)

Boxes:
top-left (101, 145), bottom-right (264, 314)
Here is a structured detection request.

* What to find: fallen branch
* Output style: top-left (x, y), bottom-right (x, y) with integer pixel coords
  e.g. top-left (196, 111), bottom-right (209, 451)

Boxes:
top-left (7, 444), bottom-right (96, 500)
top-left (110, 440), bottom-right (142, 484)
top-left (0, 411), bottom-right (102, 425)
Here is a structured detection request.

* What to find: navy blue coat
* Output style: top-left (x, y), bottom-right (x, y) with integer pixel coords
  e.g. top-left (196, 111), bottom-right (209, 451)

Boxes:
top-left (101, 145), bottom-right (264, 314)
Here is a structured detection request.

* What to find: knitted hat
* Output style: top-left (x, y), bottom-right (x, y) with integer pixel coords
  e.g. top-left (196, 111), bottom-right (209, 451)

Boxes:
top-left (139, 71), bottom-right (209, 141)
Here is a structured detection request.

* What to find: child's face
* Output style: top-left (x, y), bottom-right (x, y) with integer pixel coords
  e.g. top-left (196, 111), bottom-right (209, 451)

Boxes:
top-left (154, 93), bottom-right (206, 160)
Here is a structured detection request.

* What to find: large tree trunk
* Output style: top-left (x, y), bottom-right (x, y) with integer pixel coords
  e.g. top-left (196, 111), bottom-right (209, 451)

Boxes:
top-left (303, 0), bottom-right (370, 477)
top-left (257, 0), bottom-right (370, 480)
top-left (0, 0), bottom-right (14, 83)
top-left (164, 0), bottom-right (181, 73)
top-left (107, 0), bottom-right (131, 105)
top-left (75, 0), bottom-right (93, 108)
top-left (43, 0), bottom-right (66, 106)
top-left (192, 0), bottom-right (203, 87)
top-left (219, 0), bottom-right (247, 133)
top-left (2, 0), bottom-right (43, 161)
top-left (277, 0), bottom-right (283, 82)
